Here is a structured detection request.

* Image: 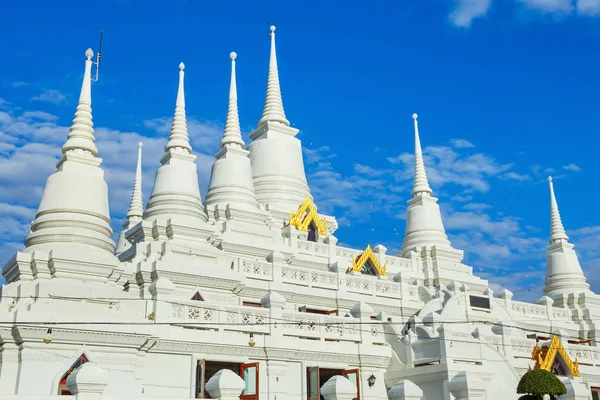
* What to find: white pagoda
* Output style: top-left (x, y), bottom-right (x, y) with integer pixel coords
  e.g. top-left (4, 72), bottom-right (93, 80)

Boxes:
top-left (1, 26), bottom-right (599, 400)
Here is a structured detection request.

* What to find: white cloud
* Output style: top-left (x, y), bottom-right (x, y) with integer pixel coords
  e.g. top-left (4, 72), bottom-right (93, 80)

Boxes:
top-left (12, 81), bottom-right (27, 88)
top-left (563, 163), bottom-right (581, 171)
top-left (578, 0), bottom-right (600, 14)
top-left (450, 138), bottom-right (476, 148)
top-left (450, 0), bottom-right (492, 27)
top-left (388, 145), bottom-right (513, 192)
top-left (31, 89), bottom-right (67, 105)
top-left (517, 0), bottom-right (574, 13)
top-left (0, 103), bottom-right (223, 239)
top-left (501, 171), bottom-right (531, 182)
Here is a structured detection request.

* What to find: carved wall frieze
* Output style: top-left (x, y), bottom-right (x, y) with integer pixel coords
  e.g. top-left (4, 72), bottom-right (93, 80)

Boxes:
top-left (150, 340), bottom-right (391, 367)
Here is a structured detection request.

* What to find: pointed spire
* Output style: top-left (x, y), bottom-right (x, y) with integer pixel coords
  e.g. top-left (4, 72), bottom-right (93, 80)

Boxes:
top-left (411, 113), bottom-right (433, 196)
top-left (165, 62), bottom-right (192, 154)
top-left (220, 52), bottom-right (244, 149)
top-left (258, 26), bottom-right (290, 127)
top-left (548, 176), bottom-right (569, 243)
top-left (61, 48), bottom-right (98, 157)
top-left (126, 142), bottom-right (144, 226)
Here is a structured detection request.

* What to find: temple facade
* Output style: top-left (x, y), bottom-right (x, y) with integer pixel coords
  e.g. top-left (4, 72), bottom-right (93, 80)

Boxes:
top-left (1, 26), bottom-right (599, 400)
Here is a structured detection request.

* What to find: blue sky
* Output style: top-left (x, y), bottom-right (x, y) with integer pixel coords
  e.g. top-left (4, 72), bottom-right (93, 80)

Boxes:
top-left (0, 0), bottom-right (599, 300)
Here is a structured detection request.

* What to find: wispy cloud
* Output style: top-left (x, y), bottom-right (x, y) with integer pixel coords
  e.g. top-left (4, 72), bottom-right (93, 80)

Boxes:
top-left (517, 0), bottom-right (574, 13)
top-left (12, 81), bottom-right (27, 88)
top-left (450, 138), bottom-right (476, 148)
top-left (449, 0), bottom-right (600, 27)
top-left (31, 89), bottom-right (67, 105)
top-left (450, 0), bottom-right (492, 27)
top-left (563, 163), bottom-right (581, 171)
top-left (577, 0), bottom-right (600, 15)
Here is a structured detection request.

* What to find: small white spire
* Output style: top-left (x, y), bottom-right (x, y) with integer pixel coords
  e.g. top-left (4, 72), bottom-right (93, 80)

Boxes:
top-left (548, 176), bottom-right (569, 243)
top-left (411, 113), bottom-right (433, 196)
top-left (220, 52), bottom-right (244, 149)
top-left (126, 142), bottom-right (144, 225)
top-left (258, 25), bottom-right (290, 127)
top-left (165, 62), bottom-right (192, 154)
top-left (61, 48), bottom-right (98, 157)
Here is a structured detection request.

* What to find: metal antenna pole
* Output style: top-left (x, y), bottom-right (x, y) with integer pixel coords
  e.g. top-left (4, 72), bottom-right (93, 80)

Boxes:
top-left (93, 30), bottom-right (104, 82)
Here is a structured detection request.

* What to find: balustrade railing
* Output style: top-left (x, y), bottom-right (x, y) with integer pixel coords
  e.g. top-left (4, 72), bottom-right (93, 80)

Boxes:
top-left (281, 266), bottom-right (337, 289)
top-left (281, 311), bottom-right (361, 342)
top-left (170, 303), bottom-right (270, 334)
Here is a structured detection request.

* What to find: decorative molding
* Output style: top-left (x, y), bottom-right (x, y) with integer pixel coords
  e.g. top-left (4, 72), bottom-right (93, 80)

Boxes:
top-left (151, 340), bottom-right (390, 367)
top-left (349, 245), bottom-right (386, 276)
top-left (532, 335), bottom-right (580, 377)
top-left (287, 196), bottom-right (327, 235)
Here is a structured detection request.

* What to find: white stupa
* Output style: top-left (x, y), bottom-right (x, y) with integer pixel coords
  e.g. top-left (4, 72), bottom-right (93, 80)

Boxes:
top-left (544, 176), bottom-right (590, 303)
top-left (205, 52), bottom-right (260, 213)
top-left (247, 26), bottom-right (311, 215)
top-left (4, 49), bottom-right (118, 282)
top-left (144, 62), bottom-right (208, 225)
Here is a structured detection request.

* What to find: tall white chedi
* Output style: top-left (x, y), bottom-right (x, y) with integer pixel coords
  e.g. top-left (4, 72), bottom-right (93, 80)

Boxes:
top-left (3, 49), bottom-right (118, 282)
top-left (144, 62), bottom-right (208, 224)
top-left (116, 142), bottom-right (144, 256)
top-left (401, 114), bottom-right (453, 254)
top-left (205, 52), bottom-right (259, 211)
top-left (544, 177), bottom-right (590, 299)
top-left (247, 26), bottom-right (311, 212)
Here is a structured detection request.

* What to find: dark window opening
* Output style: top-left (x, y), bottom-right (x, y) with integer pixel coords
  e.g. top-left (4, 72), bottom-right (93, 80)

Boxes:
top-left (551, 357), bottom-right (568, 376)
top-left (591, 387), bottom-right (600, 400)
top-left (469, 295), bottom-right (491, 309)
top-left (59, 354), bottom-right (89, 395)
top-left (360, 260), bottom-right (376, 276)
top-left (307, 222), bottom-right (317, 242)
top-left (243, 301), bottom-right (262, 308)
top-left (192, 292), bottom-right (204, 301)
top-left (299, 306), bottom-right (338, 315)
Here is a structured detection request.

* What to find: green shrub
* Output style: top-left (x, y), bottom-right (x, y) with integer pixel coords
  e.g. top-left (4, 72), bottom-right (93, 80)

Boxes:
top-left (518, 395), bottom-right (542, 400)
top-left (517, 369), bottom-right (567, 398)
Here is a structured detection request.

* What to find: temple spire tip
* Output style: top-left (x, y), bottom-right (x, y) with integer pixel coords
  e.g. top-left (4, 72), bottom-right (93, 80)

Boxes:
top-left (411, 113), bottom-right (433, 197)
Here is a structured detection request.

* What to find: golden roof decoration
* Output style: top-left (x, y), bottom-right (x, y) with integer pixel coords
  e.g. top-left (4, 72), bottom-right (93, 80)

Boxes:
top-left (531, 335), bottom-right (580, 377)
top-left (348, 245), bottom-right (387, 276)
top-left (288, 196), bottom-right (327, 235)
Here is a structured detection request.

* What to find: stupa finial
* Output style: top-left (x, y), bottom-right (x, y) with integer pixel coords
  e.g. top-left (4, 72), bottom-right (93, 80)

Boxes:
top-left (258, 25), bottom-right (290, 127)
top-left (411, 113), bottom-right (433, 196)
top-left (125, 142), bottom-right (144, 226)
top-left (220, 52), bottom-right (244, 149)
top-left (548, 176), bottom-right (569, 243)
top-left (165, 62), bottom-right (192, 154)
top-left (61, 48), bottom-right (99, 157)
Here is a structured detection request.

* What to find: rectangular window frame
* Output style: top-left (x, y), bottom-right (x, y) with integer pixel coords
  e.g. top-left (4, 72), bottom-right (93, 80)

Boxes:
top-left (307, 366), bottom-right (320, 400)
top-left (239, 362), bottom-right (259, 400)
top-left (195, 360), bottom-right (206, 398)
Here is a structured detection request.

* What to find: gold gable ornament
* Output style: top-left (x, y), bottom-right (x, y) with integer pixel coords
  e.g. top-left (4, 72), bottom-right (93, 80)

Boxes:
top-left (288, 196), bottom-right (327, 236)
top-left (348, 245), bottom-right (387, 276)
top-left (531, 335), bottom-right (580, 377)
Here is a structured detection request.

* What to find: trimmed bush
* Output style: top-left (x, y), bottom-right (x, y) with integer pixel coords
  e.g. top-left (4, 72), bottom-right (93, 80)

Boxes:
top-left (518, 395), bottom-right (542, 400)
top-left (517, 369), bottom-right (566, 399)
